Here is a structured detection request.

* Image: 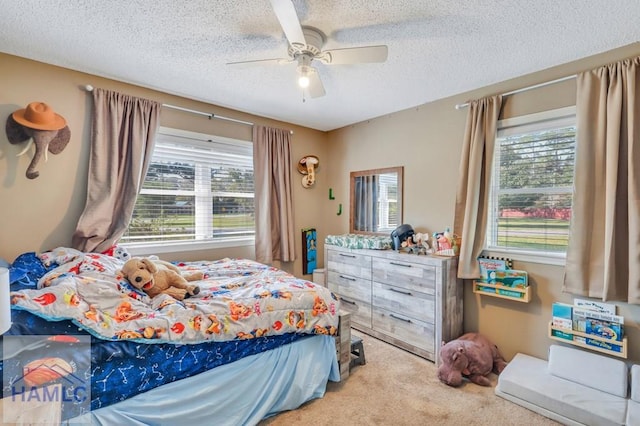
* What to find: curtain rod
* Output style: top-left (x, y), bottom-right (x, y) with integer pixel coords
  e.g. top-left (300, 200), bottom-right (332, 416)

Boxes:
top-left (454, 74), bottom-right (577, 110)
top-left (83, 84), bottom-right (271, 129)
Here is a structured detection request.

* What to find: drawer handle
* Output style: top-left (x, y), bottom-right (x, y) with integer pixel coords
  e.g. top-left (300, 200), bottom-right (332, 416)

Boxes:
top-left (339, 275), bottom-right (356, 281)
top-left (390, 261), bottom-right (412, 268)
top-left (389, 287), bottom-right (412, 296)
top-left (341, 297), bottom-right (357, 306)
top-left (390, 313), bottom-right (412, 323)
top-left (339, 253), bottom-right (356, 258)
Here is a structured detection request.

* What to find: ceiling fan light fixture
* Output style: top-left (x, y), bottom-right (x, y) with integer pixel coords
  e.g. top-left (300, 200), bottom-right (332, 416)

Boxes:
top-left (231, 1), bottom-right (386, 98)
top-left (298, 75), bottom-right (310, 88)
top-left (297, 65), bottom-right (311, 88)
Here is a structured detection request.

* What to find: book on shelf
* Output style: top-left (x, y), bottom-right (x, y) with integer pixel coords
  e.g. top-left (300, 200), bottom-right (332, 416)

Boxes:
top-left (585, 318), bottom-right (623, 341)
top-left (550, 328), bottom-right (573, 341)
top-left (572, 306), bottom-right (624, 341)
top-left (551, 302), bottom-right (573, 330)
top-left (584, 337), bottom-right (624, 353)
top-left (573, 335), bottom-right (586, 344)
top-left (573, 298), bottom-right (616, 315)
top-left (485, 269), bottom-right (528, 288)
top-left (477, 257), bottom-right (512, 282)
top-left (474, 283), bottom-right (525, 299)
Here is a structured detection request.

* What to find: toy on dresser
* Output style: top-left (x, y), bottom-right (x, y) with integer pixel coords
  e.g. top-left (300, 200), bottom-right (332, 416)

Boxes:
top-left (402, 232), bottom-right (433, 255)
top-left (433, 228), bottom-right (460, 256)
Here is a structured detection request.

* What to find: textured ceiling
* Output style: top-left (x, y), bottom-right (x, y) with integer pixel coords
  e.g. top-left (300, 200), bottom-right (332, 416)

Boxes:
top-left (1, 1), bottom-right (640, 131)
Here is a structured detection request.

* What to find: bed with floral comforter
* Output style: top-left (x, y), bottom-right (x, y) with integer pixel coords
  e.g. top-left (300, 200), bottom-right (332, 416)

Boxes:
top-left (3, 248), bottom-right (342, 422)
top-left (10, 247), bottom-right (340, 344)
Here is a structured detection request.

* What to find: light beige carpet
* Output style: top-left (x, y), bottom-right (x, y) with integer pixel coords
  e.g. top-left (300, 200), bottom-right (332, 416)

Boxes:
top-left (260, 331), bottom-right (560, 426)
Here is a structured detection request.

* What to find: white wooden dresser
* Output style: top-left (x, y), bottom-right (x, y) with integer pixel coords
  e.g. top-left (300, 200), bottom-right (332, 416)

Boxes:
top-left (324, 244), bottom-right (463, 364)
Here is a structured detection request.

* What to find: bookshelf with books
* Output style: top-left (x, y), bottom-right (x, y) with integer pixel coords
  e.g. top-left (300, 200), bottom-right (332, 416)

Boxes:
top-left (549, 300), bottom-right (627, 359)
top-left (473, 257), bottom-right (531, 303)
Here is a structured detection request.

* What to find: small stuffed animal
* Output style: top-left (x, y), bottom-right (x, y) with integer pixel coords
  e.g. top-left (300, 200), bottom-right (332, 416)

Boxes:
top-left (437, 332), bottom-right (508, 387)
top-left (118, 257), bottom-right (203, 301)
top-left (102, 244), bottom-right (132, 262)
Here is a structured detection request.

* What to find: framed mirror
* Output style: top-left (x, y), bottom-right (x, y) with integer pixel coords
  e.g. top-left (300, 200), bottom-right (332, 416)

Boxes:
top-left (350, 166), bottom-right (403, 235)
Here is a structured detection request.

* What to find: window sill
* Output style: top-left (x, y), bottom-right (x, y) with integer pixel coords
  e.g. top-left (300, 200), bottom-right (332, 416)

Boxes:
top-left (122, 238), bottom-right (254, 256)
top-left (482, 249), bottom-right (566, 267)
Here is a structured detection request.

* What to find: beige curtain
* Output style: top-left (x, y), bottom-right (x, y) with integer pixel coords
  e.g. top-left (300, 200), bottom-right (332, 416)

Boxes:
top-left (72, 88), bottom-right (161, 253)
top-left (253, 125), bottom-right (296, 264)
top-left (453, 95), bottom-right (503, 278)
top-left (563, 57), bottom-right (640, 303)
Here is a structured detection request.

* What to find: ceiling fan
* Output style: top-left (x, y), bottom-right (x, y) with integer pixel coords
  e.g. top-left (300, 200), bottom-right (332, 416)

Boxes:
top-left (227, 0), bottom-right (388, 98)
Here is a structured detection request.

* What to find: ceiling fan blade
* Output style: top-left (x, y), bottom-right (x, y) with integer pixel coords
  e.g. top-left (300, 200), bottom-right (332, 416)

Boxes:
top-left (307, 70), bottom-right (325, 98)
top-left (269, 0), bottom-right (306, 49)
top-left (226, 57), bottom-right (293, 67)
top-left (321, 45), bottom-right (388, 65)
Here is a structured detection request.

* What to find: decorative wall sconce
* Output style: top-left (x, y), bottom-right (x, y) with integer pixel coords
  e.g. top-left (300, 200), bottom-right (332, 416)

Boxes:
top-left (297, 155), bottom-right (319, 188)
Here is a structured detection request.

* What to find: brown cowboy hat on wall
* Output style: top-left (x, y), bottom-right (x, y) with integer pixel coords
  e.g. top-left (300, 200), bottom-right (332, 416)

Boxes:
top-left (12, 102), bottom-right (66, 131)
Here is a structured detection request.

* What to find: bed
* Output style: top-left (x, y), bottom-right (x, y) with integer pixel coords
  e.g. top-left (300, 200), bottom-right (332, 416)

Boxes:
top-left (2, 248), bottom-right (346, 425)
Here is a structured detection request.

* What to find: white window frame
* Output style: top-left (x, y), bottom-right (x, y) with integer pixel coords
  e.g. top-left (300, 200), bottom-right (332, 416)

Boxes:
top-left (483, 106), bottom-right (576, 266)
top-left (122, 127), bottom-right (255, 256)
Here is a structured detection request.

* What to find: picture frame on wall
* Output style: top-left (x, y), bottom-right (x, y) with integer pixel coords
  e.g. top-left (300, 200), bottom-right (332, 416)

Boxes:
top-left (302, 228), bottom-right (317, 275)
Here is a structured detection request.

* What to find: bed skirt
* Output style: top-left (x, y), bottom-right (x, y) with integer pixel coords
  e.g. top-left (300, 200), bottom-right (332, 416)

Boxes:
top-left (75, 334), bottom-right (339, 425)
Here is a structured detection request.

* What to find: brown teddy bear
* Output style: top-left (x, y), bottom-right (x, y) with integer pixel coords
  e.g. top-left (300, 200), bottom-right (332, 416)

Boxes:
top-left (437, 332), bottom-right (508, 387)
top-left (118, 257), bottom-right (203, 301)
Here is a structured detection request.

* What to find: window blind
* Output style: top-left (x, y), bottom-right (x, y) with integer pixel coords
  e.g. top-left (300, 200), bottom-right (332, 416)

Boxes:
top-left (121, 131), bottom-right (254, 245)
top-left (487, 108), bottom-right (576, 254)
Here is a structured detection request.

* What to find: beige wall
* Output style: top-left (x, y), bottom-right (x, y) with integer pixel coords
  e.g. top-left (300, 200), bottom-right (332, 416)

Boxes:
top-left (0, 53), bottom-right (329, 277)
top-left (325, 42), bottom-right (640, 363)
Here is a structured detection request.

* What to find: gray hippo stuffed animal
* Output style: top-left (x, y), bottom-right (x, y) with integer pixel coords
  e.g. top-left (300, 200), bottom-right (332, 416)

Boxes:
top-left (437, 332), bottom-right (508, 387)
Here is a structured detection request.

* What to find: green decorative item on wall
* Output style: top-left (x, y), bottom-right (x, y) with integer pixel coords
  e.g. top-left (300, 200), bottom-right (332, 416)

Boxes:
top-left (329, 188), bottom-right (335, 200)
top-left (337, 203), bottom-right (342, 215)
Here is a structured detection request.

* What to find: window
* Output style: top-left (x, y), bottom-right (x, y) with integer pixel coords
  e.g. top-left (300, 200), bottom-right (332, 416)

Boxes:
top-left (486, 106), bottom-right (576, 262)
top-left (121, 127), bottom-right (254, 251)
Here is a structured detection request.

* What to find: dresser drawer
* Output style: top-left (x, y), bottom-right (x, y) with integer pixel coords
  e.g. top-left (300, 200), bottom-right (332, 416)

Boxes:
top-left (372, 281), bottom-right (435, 323)
top-left (327, 271), bottom-right (371, 303)
top-left (327, 250), bottom-right (372, 280)
top-left (324, 244), bottom-right (462, 364)
top-left (372, 306), bottom-right (435, 354)
top-left (339, 297), bottom-right (372, 329)
top-left (372, 258), bottom-right (436, 295)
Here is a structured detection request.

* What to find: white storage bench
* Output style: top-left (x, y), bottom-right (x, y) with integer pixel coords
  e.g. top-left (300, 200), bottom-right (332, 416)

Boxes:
top-left (496, 345), bottom-right (629, 426)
